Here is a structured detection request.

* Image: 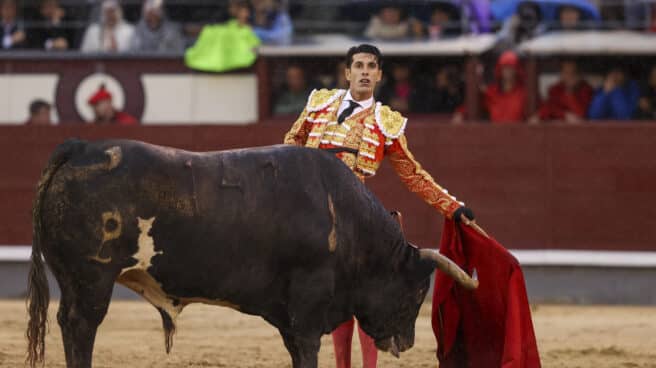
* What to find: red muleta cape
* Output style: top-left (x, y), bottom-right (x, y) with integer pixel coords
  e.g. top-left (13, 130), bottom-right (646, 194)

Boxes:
top-left (431, 219), bottom-right (541, 367)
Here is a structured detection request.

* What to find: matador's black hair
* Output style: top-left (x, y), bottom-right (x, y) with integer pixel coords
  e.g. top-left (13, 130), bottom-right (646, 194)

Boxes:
top-left (345, 44), bottom-right (382, 69)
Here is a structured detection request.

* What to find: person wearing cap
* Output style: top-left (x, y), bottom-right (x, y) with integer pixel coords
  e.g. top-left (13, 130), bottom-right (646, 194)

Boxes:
top-left (130, 0), bottom-right (184, 53)
top-left (87, 85), bottom-right (138, 125)
top-left (80, 0), bottom-right (135, 53)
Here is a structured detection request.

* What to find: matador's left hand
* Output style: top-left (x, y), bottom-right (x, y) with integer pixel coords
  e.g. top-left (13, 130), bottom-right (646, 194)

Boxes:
top-left (453, 207), bottom-right (475, 223)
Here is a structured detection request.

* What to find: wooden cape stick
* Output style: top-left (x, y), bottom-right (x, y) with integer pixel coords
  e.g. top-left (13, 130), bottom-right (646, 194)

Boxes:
top-left (460, 214), bottom-right (491, 239)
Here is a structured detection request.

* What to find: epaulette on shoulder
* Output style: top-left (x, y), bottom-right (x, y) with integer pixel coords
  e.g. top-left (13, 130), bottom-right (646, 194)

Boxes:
top-left (306, 89), bottom-right (346, 112)
top-left (374, 103), bottom-right (408, 139)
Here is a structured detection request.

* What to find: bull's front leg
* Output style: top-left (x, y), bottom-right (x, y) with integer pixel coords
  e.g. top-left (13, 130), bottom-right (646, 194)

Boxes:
top-left (280, 331), bottom-right (321, 368)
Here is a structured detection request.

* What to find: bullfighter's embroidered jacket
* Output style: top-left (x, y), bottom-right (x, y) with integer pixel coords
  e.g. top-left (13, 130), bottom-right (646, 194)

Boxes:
top-left (283, 88), bottom-right (463, 219)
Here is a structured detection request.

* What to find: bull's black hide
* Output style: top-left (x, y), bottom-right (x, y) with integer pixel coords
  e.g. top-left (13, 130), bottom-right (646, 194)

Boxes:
top-left (26, 139), bottom-right (449, 368)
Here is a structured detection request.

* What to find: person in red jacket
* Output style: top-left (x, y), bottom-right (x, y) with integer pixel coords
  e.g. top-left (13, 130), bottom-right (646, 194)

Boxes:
top-left (87, 84), bottom-right (138, 125)
top-left (452, 50), bottom-right (527, 124)
top-left (532, 60), bottom-right (593, 123)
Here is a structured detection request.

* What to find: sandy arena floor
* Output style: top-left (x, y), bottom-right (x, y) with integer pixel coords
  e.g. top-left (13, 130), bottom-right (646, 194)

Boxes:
top-left (1, 300), bottom-right (655, 367)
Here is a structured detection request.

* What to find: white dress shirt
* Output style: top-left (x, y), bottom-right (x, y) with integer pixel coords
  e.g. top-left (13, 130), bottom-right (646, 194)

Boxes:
top-left (337, 90), bottom-right (374, 120)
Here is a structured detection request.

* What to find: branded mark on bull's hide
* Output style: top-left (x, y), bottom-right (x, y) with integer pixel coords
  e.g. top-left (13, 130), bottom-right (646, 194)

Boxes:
top-left (88, 210), bottom-right (122, 264)
top-left (105, 146), bottom-right (122, 170)
top-left (69, 146), bottom-right (123, 182)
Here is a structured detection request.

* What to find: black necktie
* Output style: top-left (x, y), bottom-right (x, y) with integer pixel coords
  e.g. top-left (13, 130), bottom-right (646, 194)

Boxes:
top-left (337, 100), bottom-right (360, 124)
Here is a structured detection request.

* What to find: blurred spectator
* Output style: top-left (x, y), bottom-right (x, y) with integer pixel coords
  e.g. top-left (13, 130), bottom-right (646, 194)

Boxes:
top-left (81, 0), bottom-right (135, 53)
top-left (333, 61), bottom-right (349, 89)
top-left (588, 67), bottom-right (640, 121)
top-left (453, 51), bottom-right (527, 123)
top-left (554, 5), bottom-right (584, 30)
top-left (251, 0), bottom-right (292, 45)
top-left (274, 65), bottom-right (311, 115)
top-left (426, 6), bottom-right (462, 39)
top-left (412, 66), bottom-right (463, 113)
top-left (87, 84), bottom-right (138, 125)
top-left (25, 99), bottom-right (53, 125)
top-left (28, 0), bottom-right (73, 51)
top-left (533, 61), bottom-right (593, 123)
top-left (130, 0), bottom-right (184, 53)
top-left (229, 0), bottom-right (251, 26)
top-left (459, 0), bottom-right (491, 33)
top-left (599, 5), bottom-right (624, 30)
top-left (184, 0), bottom-right (259, 72)
top-left (378, 63), bottom-right (413, 113)
top-left (635, 65), bottom-right (656, 120)
top-left (498, 2), bottom-right (545, 45)
top-left (364, 6), bottom-right (421, 40)
top-left (1, 0), bottom-right (26, 50)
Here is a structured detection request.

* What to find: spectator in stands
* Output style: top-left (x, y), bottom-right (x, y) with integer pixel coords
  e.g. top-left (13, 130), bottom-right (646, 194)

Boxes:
top-left (498, 2), bottom-right (545, 46)
top-left (452, 51), bottom-right (527, 123)
top-left (412, 65), bottom-right (464, 113)
top-left (532, 60), bottom-right (593, 123)
top-left (25, 99), bottom-right (53, 125)
top-left (1, 0), bottom-right (26, 50)
top-left (599, 5), bottom-right (624, 30)
top-left (87, 84), bottom-right (138, 125)
top-left (81, 0), bottom-right (135, 53)
top-left (29, 0), bottom-right (73, 50)
top-left (588, 67), bottom-right (640, 121)
top-left (635, 65), bottom-right (656, 120)
top-left (274, 65), bottom-right (311, 115)
top-left (364, 6), bottom-right (421, 40)
top-left (556, 6), bottom-right (584, 30)
top-left (378, 63), bottom-right (413, 113)
top-left (130, 0), bottom-right (184, 53)
top-left (229, 0), bottom-right (251, 26)
top-left (425, 6), bottom-right (462, 39)
top-left (458, 0), bottom-right (491, 33)
top-left (332, 61), bottom-right (349, 89)
top-left (251, 0), bottom-right (292, 45)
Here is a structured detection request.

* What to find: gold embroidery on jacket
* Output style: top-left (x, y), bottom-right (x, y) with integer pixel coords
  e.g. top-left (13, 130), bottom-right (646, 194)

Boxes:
top-left (387, 135), bottom-right (460, 217)
top-left (307, 89), bottom-right (346, 112)
top-left (375, 103), bottom-right (408, 139)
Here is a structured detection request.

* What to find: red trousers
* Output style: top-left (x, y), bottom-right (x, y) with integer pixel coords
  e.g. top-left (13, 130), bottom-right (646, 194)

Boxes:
top-left (332, 318), bottom-right (378, 368)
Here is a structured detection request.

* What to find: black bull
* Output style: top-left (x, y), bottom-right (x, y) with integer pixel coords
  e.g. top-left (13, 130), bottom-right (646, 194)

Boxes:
top-left (26, 139), bottom-right (477, 368)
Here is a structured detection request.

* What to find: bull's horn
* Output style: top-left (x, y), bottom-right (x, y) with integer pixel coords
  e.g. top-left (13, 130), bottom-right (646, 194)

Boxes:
top-left (419, 249), bottom-right (479, 290)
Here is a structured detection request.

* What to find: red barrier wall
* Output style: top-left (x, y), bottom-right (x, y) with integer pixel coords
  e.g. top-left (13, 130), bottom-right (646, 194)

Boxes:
top-left (2, 123), bottom-right (655, 251)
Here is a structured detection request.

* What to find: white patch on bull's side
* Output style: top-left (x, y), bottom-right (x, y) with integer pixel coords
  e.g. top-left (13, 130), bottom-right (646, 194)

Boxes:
top-left (121, 217), bottom-right (162, 273)
top-left (116, 215), bottom-right (241, 347)
top-left (118, 216), bottom-right (181, 323)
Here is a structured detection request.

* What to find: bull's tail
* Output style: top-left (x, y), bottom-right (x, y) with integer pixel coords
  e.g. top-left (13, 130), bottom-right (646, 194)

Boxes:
top-left (26, 139), bottom-right (87, 367)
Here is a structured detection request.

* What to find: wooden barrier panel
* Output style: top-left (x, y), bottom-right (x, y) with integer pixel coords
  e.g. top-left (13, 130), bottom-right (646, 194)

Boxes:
top-left (1, 123), bottom-right (655, 251)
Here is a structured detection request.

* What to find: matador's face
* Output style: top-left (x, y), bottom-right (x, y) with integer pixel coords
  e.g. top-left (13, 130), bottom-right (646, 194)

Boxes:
top-left (345, 53), bottom-right (382, 99)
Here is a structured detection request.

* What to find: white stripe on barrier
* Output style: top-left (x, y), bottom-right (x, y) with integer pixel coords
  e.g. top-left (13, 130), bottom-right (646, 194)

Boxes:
top-left (510, 249), bottom-right (656, 268)
top-left (0, 246), bottom-right (32, 262)
top-left (2, 246), bottom-right (656, 267)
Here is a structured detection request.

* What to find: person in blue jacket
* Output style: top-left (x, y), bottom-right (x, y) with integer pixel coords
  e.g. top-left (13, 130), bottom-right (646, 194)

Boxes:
top-left (588, 67), bottom-right (640, 120)
top-left (251, 0), bottom-right (292, 45)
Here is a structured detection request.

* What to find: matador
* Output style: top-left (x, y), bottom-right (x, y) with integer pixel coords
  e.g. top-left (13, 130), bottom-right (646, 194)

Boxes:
top-left (283, 44), bottom-right (475, 368)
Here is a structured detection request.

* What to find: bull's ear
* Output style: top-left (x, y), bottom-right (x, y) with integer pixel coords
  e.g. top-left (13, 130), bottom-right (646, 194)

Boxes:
top-left (417, 249), bottom-right (479, 290)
